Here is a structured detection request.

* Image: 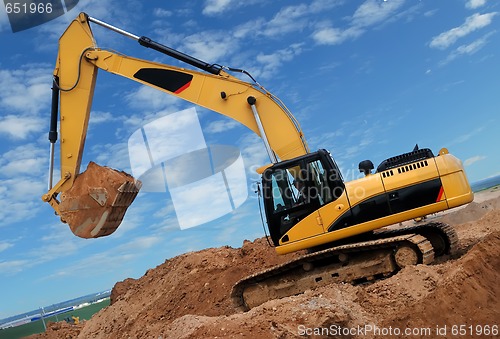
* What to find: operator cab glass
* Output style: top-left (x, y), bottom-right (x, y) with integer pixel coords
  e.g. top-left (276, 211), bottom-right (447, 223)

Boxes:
top-left (262, 149), bottom-right (345, 245)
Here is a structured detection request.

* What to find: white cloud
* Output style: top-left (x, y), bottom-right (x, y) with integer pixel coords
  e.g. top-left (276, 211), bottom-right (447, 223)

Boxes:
top-left (203, 0), bottom-right (232, 15)
top-left (115, 235), bottom-right (163, 251)
top-left (450, 126), bottom-right (484, 145)
top-left (89, 111), bottom-right (119, 125)
top-left (34, 236), bottom-right (81, 262)
top-left (1, 156), bottom-right (44, 177)
top-left (309, 0), bottom-right (344, 12)
top-left (0, 178), bottom-right (46, 201)
top-left (125, 85), bottom-right (184, 112)
top-left (464, 155), bottom-right (486, 166)
top-left (424, 9), bottom-right (439, 18)
top-left (351, 0), bottom-right (405, 28)
top-left (1, 222), bottom-right (104, 276)
top-left (239, 133), bottom-right (268, 171)
top-left (263, 4), bottom-right (310, 37)
top-left (435, 80), bottom-right (465, 92)
top-left (152, 203), bottom-right (176, 220)
top-left (312, 26), bottom-right (364, 45)
top-left (312, 26), bottom-right (345, 45)
top-left (0, 259), bottom-right (30, 275)
top-left (162, 2), bottom-right (346, 78)
top-left (0, 242), bottom-right (13, 252)
top-left (264, 1), bottom-right (342, 38)
top-left (180, 30), bottom-right (239, 62)
top-left (39, 251), bottom-right (137, 281)
top-left (153, 8), bottom-right (173, 17)
top-left (0, 144), bottom-right (46, 176)
top-left (429, 12), bottom-right (497, 50)
top-left (0, 65), bottom-right (52, 115)
top-left (152, 27), bottom-right (185, 48)
top-left (465, 0), bottom-right (487, 9)
top-left (311, 0), bottom-right (405, 46)
top-left (0, 115), bottom-right (45, 140)
top-left (0, 140), bottom-right (47, 226)
top-left (202, 0), bottom-right (268, 16)
top-left (205, 119), bottom-right (241, 133)
top-left (482, 171), bottom-right (500, 179)
top-left (0, 217), bottom-right (140, 279)
top-left (0, 199), bottom-right (44, 227)
top-left (215, 221), bottom-right (239, 243)
top-left (0, 65), bottom-right (51, 139)
top-left (440, 31), bottom-right (495, 65)
top-left (0, 145), bottom-right (47, 228)
top-left (88, 142), bottom-right (132, 171)
top-left (233, 19), bottom-right (266, 39)
top-left (203, 0), bottom-right (339, 17)
top-left (232, 1), bottom-right (342, 40)
top-left (255, 43), bottom-right (304, 78)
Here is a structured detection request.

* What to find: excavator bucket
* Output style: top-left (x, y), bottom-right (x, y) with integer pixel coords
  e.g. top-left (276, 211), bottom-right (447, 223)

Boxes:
top-left (58, 162), bottom-right (141, 238)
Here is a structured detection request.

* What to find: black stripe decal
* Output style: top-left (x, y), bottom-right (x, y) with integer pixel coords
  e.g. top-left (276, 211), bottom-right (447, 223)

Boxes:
top-left (328, 178), bottom-right (442, 232)
top-left (134, 68), bottom-right (193, 93)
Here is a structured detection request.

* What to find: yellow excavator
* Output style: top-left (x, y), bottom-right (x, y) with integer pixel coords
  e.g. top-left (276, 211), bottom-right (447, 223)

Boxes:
top-left (42, 13), bottom-right (473, 311)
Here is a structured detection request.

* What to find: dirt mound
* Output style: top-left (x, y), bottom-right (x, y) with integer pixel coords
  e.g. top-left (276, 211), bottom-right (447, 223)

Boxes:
top-left (31, 190), bottom-right (500, 339)
top-left (385, 231), bottom-right (500, 330)
top-left (438, 196), bottom-right (500, 225)
top-left (74, 239), bottom-right (303, 338)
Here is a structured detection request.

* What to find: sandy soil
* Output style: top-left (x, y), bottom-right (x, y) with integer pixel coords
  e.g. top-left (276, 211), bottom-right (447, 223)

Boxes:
top-left (30, 186), bottom-right (500, 339)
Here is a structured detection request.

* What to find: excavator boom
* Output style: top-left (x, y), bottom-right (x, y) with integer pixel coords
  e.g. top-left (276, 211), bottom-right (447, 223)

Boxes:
top-left (42, 13), bottom-right (308, 238)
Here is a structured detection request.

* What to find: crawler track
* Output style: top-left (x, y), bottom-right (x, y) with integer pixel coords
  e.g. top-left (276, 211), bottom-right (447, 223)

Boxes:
top-left (231, 222), bottom-right (456, 311)
top-left (374, 222), bottom-right (458, 256)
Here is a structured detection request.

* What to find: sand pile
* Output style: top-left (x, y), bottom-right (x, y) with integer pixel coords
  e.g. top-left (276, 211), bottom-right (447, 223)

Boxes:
top-left (31, 187), bottom-right (500, 339)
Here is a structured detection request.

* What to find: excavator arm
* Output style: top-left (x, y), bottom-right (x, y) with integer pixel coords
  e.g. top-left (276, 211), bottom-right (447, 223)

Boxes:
top-left (42, 14), bottom-right (475, 311)
top-left (42, 13), bottom-right (309, 238)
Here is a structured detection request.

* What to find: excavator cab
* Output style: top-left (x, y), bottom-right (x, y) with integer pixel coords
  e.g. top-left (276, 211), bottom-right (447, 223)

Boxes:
top-left (262, 149), bottom-right (345, 245)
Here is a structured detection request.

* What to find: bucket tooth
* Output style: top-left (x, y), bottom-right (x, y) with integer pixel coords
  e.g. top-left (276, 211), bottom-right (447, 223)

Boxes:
top-left (113, 181), bottom-right (142, 206)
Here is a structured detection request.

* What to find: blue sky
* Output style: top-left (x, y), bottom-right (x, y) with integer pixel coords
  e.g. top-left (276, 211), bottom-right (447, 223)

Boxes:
top-left (0, 0), bottom-right (499, 318)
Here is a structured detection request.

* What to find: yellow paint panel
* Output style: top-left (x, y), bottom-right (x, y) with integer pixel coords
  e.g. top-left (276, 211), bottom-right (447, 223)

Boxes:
top-left (279, 211), bottom-right (324, 245)
top-left (436, 153), bottom-right (473, 208)
top-left (381, 159), bottom-right (439, 191)
top-left (88, 50), bottom-right (308, 161)
top-left (276, 200), bottom-right (450, 254)
top-left (344, 174), bottom-right (385, 206)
